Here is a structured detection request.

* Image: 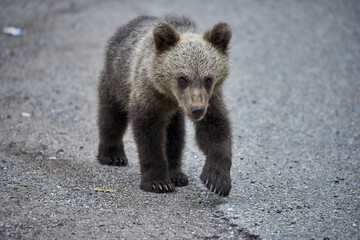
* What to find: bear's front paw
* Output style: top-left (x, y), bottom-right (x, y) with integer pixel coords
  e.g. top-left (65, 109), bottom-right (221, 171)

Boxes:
top-left (200, 171), bottom-right (231, 197)
top-left (170, 171), bottom-right (189, 187)
top-left (140, 179), bottom-right (175, 193)
top-left (98, 146), bottom-right (128, 166)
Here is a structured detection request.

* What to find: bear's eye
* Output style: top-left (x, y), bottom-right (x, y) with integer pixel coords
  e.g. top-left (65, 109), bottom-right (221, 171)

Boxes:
top-left (178, 76), bottom-right (188, 89)
top-left (204, 77), bottom-right (213, 89)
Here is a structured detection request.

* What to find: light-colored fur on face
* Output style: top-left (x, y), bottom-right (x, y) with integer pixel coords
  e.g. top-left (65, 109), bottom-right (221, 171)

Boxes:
top-left (151, 29), bottom-right (231, 121)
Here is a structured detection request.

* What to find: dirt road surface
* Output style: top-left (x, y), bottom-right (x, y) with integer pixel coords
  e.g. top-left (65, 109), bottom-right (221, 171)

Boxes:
top-left (1, 1), bottom-right (359, 239)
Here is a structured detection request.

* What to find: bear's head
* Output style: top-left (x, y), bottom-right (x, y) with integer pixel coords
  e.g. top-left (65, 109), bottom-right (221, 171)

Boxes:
top-left (152, 22), bottom-right (231, 121)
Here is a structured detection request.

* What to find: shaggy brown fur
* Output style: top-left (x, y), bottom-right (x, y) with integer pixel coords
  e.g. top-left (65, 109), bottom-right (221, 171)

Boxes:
top-left (98, 15), bottom-right (232, 196)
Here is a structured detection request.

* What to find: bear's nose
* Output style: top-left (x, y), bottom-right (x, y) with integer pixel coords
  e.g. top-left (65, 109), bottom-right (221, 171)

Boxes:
top-left (190, 106), bottom-right (205, 119)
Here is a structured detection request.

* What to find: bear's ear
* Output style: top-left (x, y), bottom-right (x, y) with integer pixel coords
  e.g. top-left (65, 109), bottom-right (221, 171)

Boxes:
top-left (153, 23), bottom-right (180, 52)
top-left (204, 22), bottom-right (232, 53)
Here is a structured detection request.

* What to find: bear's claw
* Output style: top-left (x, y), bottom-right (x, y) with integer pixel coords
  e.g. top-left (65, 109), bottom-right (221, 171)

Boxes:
top-left (201, 171), bottom-right (231, 197)
top-left (141, 180), bottom-right (175, 193)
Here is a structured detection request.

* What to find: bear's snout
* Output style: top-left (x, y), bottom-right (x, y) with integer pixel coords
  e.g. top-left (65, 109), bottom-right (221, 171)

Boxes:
top-left (190, 106), bottom-right (205, 120)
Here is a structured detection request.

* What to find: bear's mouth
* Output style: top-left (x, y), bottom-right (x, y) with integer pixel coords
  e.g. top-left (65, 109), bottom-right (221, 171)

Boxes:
top-left (186, 112), bottom-right (205, 122)
top-left (187, 115), bottom-right (204, 122)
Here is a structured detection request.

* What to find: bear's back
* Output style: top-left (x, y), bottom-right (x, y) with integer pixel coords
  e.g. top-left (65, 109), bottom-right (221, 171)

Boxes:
top-left (105, 15), bottom-right (198, 77)
top-left (104, 16), bottom-right (158, 77)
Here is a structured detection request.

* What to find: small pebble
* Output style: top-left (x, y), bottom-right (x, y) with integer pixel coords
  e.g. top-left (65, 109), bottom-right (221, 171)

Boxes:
top-left (56, 149), bottom-right (64, 155)
top-left (21, 112), bottom-right (31, 118)
top-left (37, 151), bottom-right (44, 155)
top-left (3, 26), bottom-right (22, 36)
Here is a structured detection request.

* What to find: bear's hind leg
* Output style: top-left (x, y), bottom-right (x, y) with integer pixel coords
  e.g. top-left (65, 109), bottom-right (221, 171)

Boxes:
top-left (166, 112), bottom-right (189, 186)
top-left (98, 91), bottom-right (129, 166)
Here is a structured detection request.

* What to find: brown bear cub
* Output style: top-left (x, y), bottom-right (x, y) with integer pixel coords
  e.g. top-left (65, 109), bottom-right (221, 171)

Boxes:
top-left (98, 15), bottom-right (232, 196)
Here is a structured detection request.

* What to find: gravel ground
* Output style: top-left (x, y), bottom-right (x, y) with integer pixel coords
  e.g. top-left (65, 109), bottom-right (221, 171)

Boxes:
top-left (1, 1), bottom-right (359, 239)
